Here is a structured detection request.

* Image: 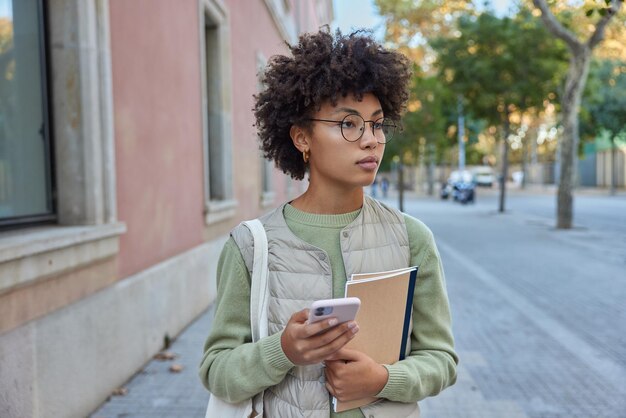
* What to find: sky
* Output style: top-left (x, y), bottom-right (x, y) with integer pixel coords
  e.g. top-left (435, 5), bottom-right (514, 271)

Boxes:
top-left (0, 0), bottom-right (11, 19)
top-left (332, 0), bottom-right (514, 40)
top-left (332, 0), bottom-right (386, 40)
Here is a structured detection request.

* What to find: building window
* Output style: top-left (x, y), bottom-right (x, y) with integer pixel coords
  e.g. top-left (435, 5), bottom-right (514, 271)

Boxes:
top-left (0, 0), bottom-right (123, 290)
top-left (204, 21), bottom-right (224, 201)
top-left (0, 0), bottom-right (124, 327)
top-left (200, 0), bottom-right (236, 224)
top-left (0, 0), bottom-right (54, 228)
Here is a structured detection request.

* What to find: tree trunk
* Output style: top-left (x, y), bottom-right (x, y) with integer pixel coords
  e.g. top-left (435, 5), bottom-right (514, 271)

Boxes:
top-left (457, 96), bottom-right (466, 171)
top-left (398, 163), bottom-right (404, 212)
top-left (610, 136), bottom-right (616, 196)
top-left (499, 107), bottom-right (511, 213)
top-left (427, 142), bottom-right (435, 196)
top-left (556, 50), bottom-right (591, 228)
top-left (521, 129), bottom-right (528, 189)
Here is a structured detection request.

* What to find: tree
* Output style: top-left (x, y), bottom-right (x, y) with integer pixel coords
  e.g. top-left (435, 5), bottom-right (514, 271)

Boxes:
top-left (375, 0), bottom-right (475, 66)
top-left (382, 71), bottom-right (454, 165)
top-left (581, 59), bottom-right (626, 194)
top-left (431, 12), bottom-right (567, 212)
top-left (531, 0), bottom-right (624, 228)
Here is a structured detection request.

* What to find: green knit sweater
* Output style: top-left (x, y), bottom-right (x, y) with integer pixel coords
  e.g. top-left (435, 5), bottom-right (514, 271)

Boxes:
top-left (199, 204), bottom-right (458, 417)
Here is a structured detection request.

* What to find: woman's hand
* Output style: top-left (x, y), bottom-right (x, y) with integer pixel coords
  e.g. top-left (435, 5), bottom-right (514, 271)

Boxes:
top-left (281, 309), bottom-right (359, 366)
top-left (324, 348), bottom-right (389, 402)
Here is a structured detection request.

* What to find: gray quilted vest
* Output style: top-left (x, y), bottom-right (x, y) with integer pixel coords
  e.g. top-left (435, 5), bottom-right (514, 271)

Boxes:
top-left (231, 196), bottom-right (420, 418)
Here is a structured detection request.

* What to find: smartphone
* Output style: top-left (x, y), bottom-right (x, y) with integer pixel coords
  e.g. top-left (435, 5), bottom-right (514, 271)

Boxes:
top-left (308, 297), bottom-right (361, 325)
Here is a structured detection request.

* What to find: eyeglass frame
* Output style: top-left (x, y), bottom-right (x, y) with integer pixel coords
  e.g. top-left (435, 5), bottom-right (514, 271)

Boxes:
top-left (304, 114), bottom-right (397, 144)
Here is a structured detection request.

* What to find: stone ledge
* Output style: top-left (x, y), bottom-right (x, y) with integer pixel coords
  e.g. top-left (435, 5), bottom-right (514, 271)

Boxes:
top-left (204, 199), bottom-right (237, 225)
top-left (0, 223), bottom-right (126, 293)
top-left (261, 191), bottom-right (276, 209)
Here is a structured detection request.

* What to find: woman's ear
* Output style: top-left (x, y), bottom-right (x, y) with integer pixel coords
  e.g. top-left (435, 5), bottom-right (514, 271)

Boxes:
top-left (290, 125), bottom-right (310, 153)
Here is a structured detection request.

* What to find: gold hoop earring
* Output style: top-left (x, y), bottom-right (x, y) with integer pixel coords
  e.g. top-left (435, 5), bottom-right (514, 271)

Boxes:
top-left (303, 149), bottom-right (310, 163)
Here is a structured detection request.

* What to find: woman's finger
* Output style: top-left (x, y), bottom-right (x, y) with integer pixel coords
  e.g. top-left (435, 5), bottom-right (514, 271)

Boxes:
top-left (303, 325), bottom-right (359, 361)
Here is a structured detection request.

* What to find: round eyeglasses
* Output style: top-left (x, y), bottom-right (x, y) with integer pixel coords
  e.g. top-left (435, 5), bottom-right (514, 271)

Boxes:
top-left (306, 114), bottom-right (397, 144)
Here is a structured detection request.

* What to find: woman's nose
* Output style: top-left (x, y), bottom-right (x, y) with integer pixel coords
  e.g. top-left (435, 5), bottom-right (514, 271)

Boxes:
top-left (359, 122), bottom-right (378, 148)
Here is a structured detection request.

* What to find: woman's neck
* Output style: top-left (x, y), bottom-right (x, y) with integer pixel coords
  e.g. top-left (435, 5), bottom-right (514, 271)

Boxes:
top-left (290, 184), bottom-right (364, 214)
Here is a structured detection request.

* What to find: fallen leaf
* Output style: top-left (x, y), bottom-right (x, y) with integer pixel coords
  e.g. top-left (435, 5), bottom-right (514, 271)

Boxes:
top-left (112, 387), bottom-right (128, 396)
top-left (169, 364), bottom-right (184, 373)
top-left (154, 351), bottom-right (177, 361)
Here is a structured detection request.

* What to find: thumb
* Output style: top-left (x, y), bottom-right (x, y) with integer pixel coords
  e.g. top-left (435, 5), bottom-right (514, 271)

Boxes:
top-left (291, 308), bottom-right (310, 324)
top-left (325, 348), bottom-right (363, 362)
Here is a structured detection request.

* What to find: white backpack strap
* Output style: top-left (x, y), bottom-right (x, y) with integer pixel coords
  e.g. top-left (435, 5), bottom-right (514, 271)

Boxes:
top-left (243, 219), bottom-right (269, 342)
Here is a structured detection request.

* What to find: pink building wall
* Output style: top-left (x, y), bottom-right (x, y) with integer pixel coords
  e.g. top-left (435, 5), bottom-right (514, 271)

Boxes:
top-left (226, 0), bottom-right (330, 221)
top-left (109, 0), bottom-right (205, 279)
top-left (109, 0), bottom-right (332, 277)
top-left (228, 1), bottom-right (292, 221)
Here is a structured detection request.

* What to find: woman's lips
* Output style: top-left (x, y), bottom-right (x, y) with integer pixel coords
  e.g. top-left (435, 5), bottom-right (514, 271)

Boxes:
top-left (357, 157), bottom-right (378, 170)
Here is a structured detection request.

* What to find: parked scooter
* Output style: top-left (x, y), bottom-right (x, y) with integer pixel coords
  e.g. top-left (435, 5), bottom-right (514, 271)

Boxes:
top-left (452, 181), bottom-right (475, 204)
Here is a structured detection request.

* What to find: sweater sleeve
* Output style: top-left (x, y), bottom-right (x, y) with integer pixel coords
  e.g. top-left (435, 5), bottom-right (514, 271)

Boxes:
top-left (198, 237), bottom-right (295, 402)
top-left (376, 214), bottom-right (458, 402)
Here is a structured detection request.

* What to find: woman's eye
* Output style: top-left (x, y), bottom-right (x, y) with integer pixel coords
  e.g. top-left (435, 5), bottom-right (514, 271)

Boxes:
top-left (341, 121), bottom-right (355, 129)
top-left (373, 122), bottom-right (384, 130)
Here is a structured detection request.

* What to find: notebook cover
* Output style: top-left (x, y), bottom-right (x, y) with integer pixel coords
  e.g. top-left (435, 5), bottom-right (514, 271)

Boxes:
top-left (333, 267), bottom-right (417, 412)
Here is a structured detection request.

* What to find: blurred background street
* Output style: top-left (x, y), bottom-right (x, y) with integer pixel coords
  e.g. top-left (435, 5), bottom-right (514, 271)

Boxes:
top-left (401, 187), bottom-right (626, 418)
top-left (91, 187), bottom-right (626, 418)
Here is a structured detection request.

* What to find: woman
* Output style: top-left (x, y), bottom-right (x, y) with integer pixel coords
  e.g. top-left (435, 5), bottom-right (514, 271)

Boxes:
top-left (199, 29), bottom-right (457, 418)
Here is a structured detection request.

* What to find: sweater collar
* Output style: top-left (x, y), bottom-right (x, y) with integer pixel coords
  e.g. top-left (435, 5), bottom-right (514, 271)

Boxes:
top-left (283, 203), bottom-right (361, 228)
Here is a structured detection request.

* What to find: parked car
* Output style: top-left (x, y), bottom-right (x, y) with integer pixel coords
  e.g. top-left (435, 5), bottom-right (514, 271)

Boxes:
top-left (472, 166), bottom-right (495, 187)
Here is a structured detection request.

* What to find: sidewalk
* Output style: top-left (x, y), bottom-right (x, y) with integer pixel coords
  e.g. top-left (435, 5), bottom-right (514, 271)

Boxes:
top-left (87, 249), bottom-right (525, 418)
top-left (91, 305), bottom-right (521, 418)
top-left (89, 307), bottom-right (214, 418)
top-left (87, 249), bottom-right (531, 418)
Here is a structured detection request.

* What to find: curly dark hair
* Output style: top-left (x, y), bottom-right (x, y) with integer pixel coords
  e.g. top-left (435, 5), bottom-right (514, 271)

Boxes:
top-left (253, 28), bottom-right (412, 180)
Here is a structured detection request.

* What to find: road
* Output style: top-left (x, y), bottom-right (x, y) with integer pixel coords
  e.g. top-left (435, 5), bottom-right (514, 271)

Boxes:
top-left (381, 188), bottom-right (626, 418)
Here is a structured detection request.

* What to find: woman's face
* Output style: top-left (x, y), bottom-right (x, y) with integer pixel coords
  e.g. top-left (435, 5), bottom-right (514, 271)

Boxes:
top-left (302, 93), bottom-right (386, 191)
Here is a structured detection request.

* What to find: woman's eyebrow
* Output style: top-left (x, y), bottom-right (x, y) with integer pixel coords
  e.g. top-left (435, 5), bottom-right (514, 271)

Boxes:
top-left (331, 107), bottom-right (360, 115)
top-left (331, 107), bottom-right (385, 117)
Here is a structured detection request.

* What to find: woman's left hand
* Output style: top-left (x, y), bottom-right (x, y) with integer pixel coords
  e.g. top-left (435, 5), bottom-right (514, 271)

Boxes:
top-left (324, 348), bottom-right (389, 402)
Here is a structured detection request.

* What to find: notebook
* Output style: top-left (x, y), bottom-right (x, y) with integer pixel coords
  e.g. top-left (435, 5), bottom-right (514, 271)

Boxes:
top-left (332, 266), bottom-right (418, 412)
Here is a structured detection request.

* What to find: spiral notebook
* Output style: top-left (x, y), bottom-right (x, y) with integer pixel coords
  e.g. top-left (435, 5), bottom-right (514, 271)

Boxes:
top-left (332, 266), bottom-right (418, 413)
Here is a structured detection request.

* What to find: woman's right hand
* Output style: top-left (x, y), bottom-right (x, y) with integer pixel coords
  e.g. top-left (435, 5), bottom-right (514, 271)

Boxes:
top-left (280, 309), bottom-right (359, 366)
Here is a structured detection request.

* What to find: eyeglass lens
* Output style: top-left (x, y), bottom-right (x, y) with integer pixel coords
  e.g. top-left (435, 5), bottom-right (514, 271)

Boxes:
top-left (341, 114), bottom-right (395, 143)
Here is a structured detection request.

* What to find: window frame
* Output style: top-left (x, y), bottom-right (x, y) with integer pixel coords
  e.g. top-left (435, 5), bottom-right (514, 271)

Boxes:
top-left (198, 0), bottom-right (237, 225)
top-left (255, 51), bottom-right (275, 208)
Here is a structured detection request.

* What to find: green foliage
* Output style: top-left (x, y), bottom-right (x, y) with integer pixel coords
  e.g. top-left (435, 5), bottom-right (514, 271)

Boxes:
top-left (430, 10), bottom-right (568, 126)
top-left (580, 59), bottom-right (626, 140)
top-left (381, 70), bottom-right (457, 171)
top-left (380, 71), bottom-right (490, 169)
top-left (586, 0), bottom-right (621, 17)
top-left (376, 3), bottom-right (577, 170)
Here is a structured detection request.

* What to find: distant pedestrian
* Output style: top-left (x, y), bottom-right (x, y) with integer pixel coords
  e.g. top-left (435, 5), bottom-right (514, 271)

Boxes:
top-left (381, 176), bottom-right (390, 198)
top-left (199, 28), bottom-right (457, 418)
top-left (371, 176), bottom-right (378, 198)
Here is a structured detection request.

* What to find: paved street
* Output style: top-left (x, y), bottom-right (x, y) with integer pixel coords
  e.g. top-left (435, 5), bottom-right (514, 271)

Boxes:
top-left (399, 187), bottom-right (626, 418)
top-left (91, 187), bottom-right (626, 418)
